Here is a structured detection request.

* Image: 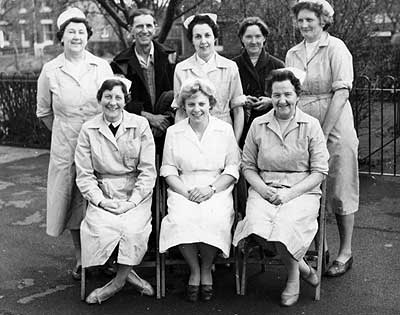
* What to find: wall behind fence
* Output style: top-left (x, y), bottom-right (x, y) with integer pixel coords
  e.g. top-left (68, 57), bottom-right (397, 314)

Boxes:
top-left (0, 72), bottom-right (51, 148)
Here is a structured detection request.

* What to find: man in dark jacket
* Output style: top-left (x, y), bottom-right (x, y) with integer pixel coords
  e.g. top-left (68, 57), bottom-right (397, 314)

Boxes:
top-left (111, 8), bottom-right (176, 152)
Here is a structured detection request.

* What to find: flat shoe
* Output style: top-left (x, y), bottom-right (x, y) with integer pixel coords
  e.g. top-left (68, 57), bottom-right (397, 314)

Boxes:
top-left (126, 270), bottom-right (155, 296)
top-left (85, 280), bottom-right (120, 304)
top-left (201, 285), bottom-right (213, 301)
top-left (325, 256), bottom-right (353, 277)
top-left (281, 293), bottom-right (299, 307)
top-left (71, 265), bottom-right (81, 281)
top-left (300, 260), bottom-right (319, 287)
top-left (186, 285), bottom-right (200, 302)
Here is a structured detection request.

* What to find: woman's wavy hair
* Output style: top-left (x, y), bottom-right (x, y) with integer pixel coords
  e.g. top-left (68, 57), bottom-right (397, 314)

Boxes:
top-left (56, 18), bottom-right (93, 43)
top-left (186, 15), bottom-right (219, 42)
top-left (292, 2), bottom-right (333, 31)
top-left (237, 16), bottom-right (269, 45)
top-left (177, 78), bottom-right (217, 110)
top-left (266, 69), bottom-right (302, 96)
top-left (96, 79), bottom-right (130, 104)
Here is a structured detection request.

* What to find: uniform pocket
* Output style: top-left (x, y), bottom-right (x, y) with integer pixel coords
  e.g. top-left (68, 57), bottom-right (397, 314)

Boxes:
top-left (122, 138), bottom-right (140, 168)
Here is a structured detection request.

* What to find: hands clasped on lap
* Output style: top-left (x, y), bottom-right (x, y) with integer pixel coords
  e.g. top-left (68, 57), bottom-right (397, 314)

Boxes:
top-left (99, 199), bottom-right (136, 215)
top-left (187, 186), bottom-right (214, 203)
top-left (263, 187), bottom-right (293, 206)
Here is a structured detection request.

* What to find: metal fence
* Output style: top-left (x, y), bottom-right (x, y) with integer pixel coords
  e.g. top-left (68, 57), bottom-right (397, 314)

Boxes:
top-left (1, 73), bottom-right (399, 176)
top-left (0, 72), bottom-right (50, 148)
top-left (351, 76), bottom-right (400, 176)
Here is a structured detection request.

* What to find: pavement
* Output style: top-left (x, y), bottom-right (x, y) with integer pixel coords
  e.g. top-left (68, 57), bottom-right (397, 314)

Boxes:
top-left (0, 145), bottom-right (399, 315)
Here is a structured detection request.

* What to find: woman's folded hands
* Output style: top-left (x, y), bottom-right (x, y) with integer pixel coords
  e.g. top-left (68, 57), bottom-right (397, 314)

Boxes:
top-left (262, 187), bottom-right (294, 206)
top-left (99, 199), bottom-right (136, 214)
top-left (187, 186), bottom-right (214, 203)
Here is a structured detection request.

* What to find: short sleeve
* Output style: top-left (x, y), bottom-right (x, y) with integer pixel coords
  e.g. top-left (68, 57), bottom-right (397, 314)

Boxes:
top-left (228, 63), bottom-right (246, 109)
top-left (36, 64), bottom-right (53, 118)
top-left (241, 121), bottom-right (259, 173)
top-left (160, 128), bottom-right (179, 177)
top-left (308, 120), bottom-right (329, 175)
top-left (329, 39), bottom-right (353, 92)
top-left (221, 126), bottom-right (241, 180)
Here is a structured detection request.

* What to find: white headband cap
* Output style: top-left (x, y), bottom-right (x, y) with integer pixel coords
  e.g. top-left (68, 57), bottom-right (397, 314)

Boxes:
top-left (183, 13), bottom-right (217, 29)
top-left (57, 7), bottom-right (86, 29)
top-left (298, 0), bottom-right (334, 17)
top-left (277, 67), bottom-right (306, 85)
top-left (100, 75), bottom-right (132, 92)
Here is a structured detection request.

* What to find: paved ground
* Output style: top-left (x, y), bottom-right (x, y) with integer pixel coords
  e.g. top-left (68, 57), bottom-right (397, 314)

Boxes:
top-left (0, 146), bottom-right (399, 315)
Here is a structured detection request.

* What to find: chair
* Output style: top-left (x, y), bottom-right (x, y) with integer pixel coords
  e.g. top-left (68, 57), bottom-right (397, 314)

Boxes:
top-left (238, 180), bottom-right (328, 301)
top-left (80, 155), bottom-right (163, 300)
top-left (159, 177), bottom-right (241, 298)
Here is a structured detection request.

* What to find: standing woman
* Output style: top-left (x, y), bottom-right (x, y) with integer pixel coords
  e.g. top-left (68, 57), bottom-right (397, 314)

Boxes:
top-left (36, 7), bottom-right (113, 279)
top-left (173, 14), bottom-right (246, 143)
top-left (286, 0), bottom-right (359, 276)
top-left (233, 16), bottom-right (284, 147)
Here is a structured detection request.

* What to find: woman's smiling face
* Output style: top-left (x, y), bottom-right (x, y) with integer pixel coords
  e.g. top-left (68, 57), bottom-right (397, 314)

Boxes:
top-left (100, 86), bottom-right (126, 122)
top-left (62, 22), bottom-right (88, 53)
top-left (184, 91), bottom-right (211, 123)
top-left (192, 23), bottom-right (215, 60)
top-left (296, 9), bottom-right (324, 43)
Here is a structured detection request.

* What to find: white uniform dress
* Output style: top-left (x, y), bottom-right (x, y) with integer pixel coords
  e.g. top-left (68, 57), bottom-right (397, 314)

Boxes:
top-left (159, 117), bottom-right (241, 257)
top-left (75, 111), bottom-right (156, 268)
top-left (232, 109), bottom-right (329, 260)
top-left (36, 51), bottom-right (113, 236)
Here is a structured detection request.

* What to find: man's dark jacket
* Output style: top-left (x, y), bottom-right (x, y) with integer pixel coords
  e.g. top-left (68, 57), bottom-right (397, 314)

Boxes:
top-left (110, 41), bottom-right (175, 116)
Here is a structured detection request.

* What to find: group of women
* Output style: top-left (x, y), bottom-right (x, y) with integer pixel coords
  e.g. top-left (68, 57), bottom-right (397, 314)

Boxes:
top-left (36, 0), bottom-right (359, 307)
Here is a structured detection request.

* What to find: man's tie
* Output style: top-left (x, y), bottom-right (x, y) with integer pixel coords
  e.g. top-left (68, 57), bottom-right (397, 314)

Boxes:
top-left (108, 124), bottom-right (119, 136)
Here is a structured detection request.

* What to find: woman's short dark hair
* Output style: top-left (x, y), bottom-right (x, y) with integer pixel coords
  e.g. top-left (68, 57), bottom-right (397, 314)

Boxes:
top-left (292, 2), bottom-right (333, 31)
top-left (177, 78), bottom-right (217, 110)
top-left (266, 69), bottom-right (302, 96)
top-left (128, 8), bottom-right (155, 26)
top-left (237, 16), bottom-right (269, 42)
top-left (96, 79), bottom-right (129, 103)
top-left (186, 15), bottom-right (219, 42)
top-left (56, 18), bottom-right (93, 43)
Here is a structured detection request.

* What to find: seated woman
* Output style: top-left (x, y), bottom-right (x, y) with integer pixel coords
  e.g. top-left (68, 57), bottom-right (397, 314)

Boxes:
top-left (233, 69), bottom-right (329, 307)
top-left (75, 77), bottom-right (157, 304)
top-left (159, 78), bottom-right (241, 302)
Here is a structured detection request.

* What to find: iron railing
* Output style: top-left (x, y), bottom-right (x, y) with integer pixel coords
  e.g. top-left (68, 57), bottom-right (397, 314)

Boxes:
top-left (0, 72), bottom-right (50, 148)
top-left (351, 76), bottom-right (400, 176)
top-left (1, 73), bottom-right (399, 176)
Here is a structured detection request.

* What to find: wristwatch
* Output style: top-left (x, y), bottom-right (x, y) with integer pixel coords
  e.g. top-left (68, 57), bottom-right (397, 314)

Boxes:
top-left (209, 184), bottom-right (217, 194)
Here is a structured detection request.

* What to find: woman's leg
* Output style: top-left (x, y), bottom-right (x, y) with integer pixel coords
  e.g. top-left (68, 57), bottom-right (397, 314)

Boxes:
top-left (275, 242), bottom-right (300, 298)
top-left (336, 213), bottom-right (354, 262)
top-left (198, 243), bottom-right (218, 285)
top-left (179, 243), bottom-right (201, 285)
top-left (70, 229), bottom-right (81, 268)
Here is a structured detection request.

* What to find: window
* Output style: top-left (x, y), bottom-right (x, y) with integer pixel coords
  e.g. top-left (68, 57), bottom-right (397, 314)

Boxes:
top-left (19, 19), bottom-right (30, 47)
top-left (40, 19), bottom-right (53, 43)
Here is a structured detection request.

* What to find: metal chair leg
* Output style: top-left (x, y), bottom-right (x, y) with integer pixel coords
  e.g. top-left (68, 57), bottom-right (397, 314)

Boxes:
top-left (80, 267), bottom-right (86, 301)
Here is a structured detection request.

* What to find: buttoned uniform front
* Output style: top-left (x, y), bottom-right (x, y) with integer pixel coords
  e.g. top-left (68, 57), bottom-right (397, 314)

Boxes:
top-left (36, 51), bottom-right (113, 237)
top-left (285, 31), bottom-right (359, 215)
top-left (232, 109), bottom-right (329, 260)
top-left (233, 48), bottom-right (284, 147)
top-left (172, 53), bottom-right (246, 125)
top-left (75, 111), bottom-right (156, 268)
top-left (159, 116), bottom-right (241, 258)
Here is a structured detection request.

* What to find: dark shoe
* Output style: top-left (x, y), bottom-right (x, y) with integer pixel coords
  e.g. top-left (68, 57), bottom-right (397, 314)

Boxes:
top-left (71, 265), bottom-right (81, 281)
top-left (300, 260), bottom-right (319, 287)
top-left (201, 285), bottom-right (213, 301)
top-left (325, 256), bottom-right (353, 277)
top-left (186, 285), bottom-right (200, 302)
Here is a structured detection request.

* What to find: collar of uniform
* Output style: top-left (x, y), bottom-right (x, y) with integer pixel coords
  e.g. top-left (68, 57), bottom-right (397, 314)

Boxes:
top-left (52, 50), bottom-right (102, 69)
top-left (255, 107), bottom-right (310, 125)
top-left (86, 110), bottom-right (138, 129)
top-left (103, 113), bottom-right (123, 127)
top-left (291, 31), bottom-right (330, 52)
top-left (134, 41), bottom-right (154, 67)
top-left (180, 52), bottom-right (231, 70)
top-left (173, 115), bottom-right (225, 133)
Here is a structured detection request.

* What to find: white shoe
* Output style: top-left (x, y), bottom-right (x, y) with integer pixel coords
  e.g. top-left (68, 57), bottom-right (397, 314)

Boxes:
top-left (126, 270), bottom-right (155, 296)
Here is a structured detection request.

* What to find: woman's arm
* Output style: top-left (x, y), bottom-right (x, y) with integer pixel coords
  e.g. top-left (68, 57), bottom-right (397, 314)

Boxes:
top-left (268, 172), bottom-right (325, 205)
top-left (322, 88), bottom-right (349, 138)
top-left (165, 175), bottom-right (190, 199)
top-left (232, 106), bottom-right (244, 143)
top-left (244, 169), bottom-right (277, 200)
